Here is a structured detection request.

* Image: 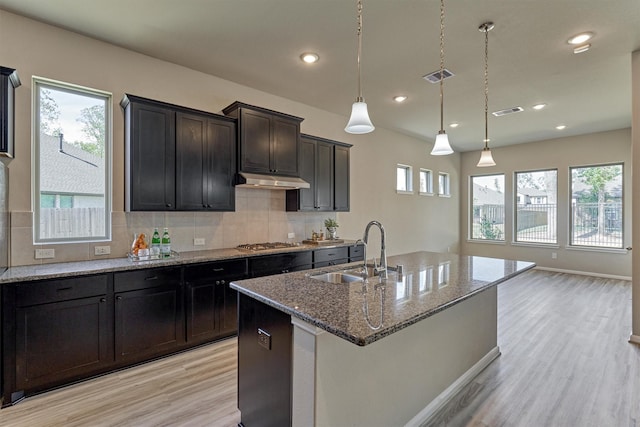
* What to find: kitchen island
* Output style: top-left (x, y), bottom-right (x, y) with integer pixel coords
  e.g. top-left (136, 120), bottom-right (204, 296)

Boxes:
top-left (230, 251), bottom-right (535, 427)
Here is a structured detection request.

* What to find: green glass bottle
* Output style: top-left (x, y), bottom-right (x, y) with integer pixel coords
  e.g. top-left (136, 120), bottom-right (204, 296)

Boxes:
top-left (151, 228), bottom-right (161, 258)
top-left (161, 228), bottom-right (171, 257)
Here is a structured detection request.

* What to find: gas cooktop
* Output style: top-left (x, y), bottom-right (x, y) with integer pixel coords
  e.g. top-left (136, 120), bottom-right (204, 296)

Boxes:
top-left (236, 242), bottom-right (300, 252)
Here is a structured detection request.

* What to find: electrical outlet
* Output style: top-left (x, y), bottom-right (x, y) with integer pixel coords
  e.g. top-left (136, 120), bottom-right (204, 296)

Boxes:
top-left (551, 252), bottom-right (557, 259)
top-left (194, 238), bottom-right (205, 246)
top-left (94, 245), bottom-right (111, 255)
top-left (35, 249), bottom-right (55, 259)
top-left (287, 232), bottom-right (295, 239)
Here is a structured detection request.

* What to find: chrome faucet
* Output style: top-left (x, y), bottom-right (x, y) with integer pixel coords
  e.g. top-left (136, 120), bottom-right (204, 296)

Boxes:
top-left (361, 220), bottom-right (387, 279)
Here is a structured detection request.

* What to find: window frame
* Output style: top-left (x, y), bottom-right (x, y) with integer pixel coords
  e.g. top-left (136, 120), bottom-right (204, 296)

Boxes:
top-left (513, 168), bottom-right (558, 246)
top-left (438, 172), bottom-right (450, 197)
top-left (396, 164), bottom-right (414, 194)
top-left (419, 168), bottom-right (434, 196)
top-left (469, 173), bottom-right (505, 242)
top-left (568, 162), bottom-right (624, 250)
top-left (33, 77), bottom-right (113, 244)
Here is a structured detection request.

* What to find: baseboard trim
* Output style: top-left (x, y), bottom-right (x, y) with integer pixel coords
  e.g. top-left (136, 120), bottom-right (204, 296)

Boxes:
top-left (629, 334), bottom-right (640, 345)
top-left (404, 346), bottom-right (501, 427)
top-left (534, 266), bottom-right (631, 281)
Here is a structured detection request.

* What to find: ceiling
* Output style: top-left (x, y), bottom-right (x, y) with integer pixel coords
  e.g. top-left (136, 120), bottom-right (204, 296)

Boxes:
top-left (1, 0), bottom-right (640, 152)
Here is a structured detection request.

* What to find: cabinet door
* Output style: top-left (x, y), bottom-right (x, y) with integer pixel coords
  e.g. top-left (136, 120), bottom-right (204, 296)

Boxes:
top-left (128, 101), bottom-right (176, 211)
top-left (114, 284), bottom-right (183, 363)
top-left (218, 280), bottom-right (238, 337)
top-left (205, 118), bottom-right (236, 211)
top-left (240, 109), bottom-right (272, 174)
top-left (0, 67), bottom-right (19, 158)
top-left (315, 141), bottom-right (334, 211)
top-left (15, 296), bottom-right (110, 391)
top-left (176, 112), bottom-right (207, 210)
top-left (271, 116), bottom-right (299, 176)
top-left (334, 144), bottom-right (350, 211)
top-left (296, 137), bottom-right (316, 211)
top-left (186, 282), bottom-right (217, 343)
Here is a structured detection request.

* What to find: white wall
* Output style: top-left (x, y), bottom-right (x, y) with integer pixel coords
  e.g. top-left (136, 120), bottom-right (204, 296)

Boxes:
top-left (0, 10), bottom-right (459, 266)
top-left (460, 128), bottom-right (632, 278)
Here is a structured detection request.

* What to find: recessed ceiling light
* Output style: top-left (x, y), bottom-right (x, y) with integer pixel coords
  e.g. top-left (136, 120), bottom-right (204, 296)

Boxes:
top-left (556, 125), bottom-right (566, 130)
top-left (393, 95), bottom-right (407, 103)
top-left (567, 32), bottom-right (594, 45)
top-left (532, 103), bottom-right (546, 110)
top-left (449, 123), bottom-right (459, 128)
top-left (300, 52), bottom-right (319, 64)
top-left (573, 44), bottom-right (591, 54)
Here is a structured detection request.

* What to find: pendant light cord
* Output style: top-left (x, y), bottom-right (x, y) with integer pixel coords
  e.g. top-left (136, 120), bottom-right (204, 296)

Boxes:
top-left (484, 24), bottom-right (489, 149)
top-left (356, 0), bottom-right (363, 102)
top-left (439, 0), bottom-right (445, 132)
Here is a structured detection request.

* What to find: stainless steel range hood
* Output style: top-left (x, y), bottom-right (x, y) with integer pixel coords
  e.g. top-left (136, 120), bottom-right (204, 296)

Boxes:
top-left (236, 172), bottom-right (310, 190)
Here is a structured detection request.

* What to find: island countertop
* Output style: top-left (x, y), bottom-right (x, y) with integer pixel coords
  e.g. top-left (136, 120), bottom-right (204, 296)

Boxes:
top-left (230, 251), bottom-right (535, 346)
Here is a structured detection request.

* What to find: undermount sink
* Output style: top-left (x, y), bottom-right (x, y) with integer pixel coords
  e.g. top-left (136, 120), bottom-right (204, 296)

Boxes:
top-left (309, 272), bottom-right (364, 284)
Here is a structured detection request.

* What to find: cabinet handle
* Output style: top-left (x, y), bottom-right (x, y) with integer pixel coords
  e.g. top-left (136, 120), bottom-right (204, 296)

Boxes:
top-left (220, 280), bottom-right (226, 285)
top-left (116, 295), bottom-right (123, 301)
top-left (212, 268), bottom-right (225, 272)
top-left (166, 203), bottom-right (172, 208)
top-left (100, 297), bottom-right (106, 303)
top-left (56, 287), bottom-right (73, 292)
top-left (328, 253), bottom-right (335, 256)
top-left (144, 276), bottom-right (158, 281)
top-left (216, 280), bottom-right (220, 285)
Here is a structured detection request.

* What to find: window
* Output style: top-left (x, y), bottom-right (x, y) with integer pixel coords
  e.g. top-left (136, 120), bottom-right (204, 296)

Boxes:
top-left (570, 163), bottom-right (623, 248)
top-left (419, 169), bottom-right (433, 195)
top-left (396, 164), bottom-right (413, 193)
top-left (470, 174), bottom-right (505, 241)
top-left (515, 169), bottom-right (557, 244)
top-left (438, 172), bottom-right (450, 197)
top-left (34, 78), bottom-right (112, 243)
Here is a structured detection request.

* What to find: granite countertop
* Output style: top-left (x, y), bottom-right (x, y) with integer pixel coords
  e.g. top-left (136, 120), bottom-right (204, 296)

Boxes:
top-left (230, 251), bottom-right (535, 346)
top-left (0, 240), bottom-right (358, 284)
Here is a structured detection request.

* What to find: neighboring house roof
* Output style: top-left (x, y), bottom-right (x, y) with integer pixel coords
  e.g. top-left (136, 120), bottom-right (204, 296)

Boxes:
top-left (517, 188), bottom-right (547, 197)
top-left (40, 133), bottom-right (104, 195)
top-left (473, 183), bottom-right (504, 205)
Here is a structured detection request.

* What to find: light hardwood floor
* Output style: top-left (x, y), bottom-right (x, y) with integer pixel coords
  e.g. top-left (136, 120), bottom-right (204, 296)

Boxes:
top-left (1, 270), bottom-right (638, 427)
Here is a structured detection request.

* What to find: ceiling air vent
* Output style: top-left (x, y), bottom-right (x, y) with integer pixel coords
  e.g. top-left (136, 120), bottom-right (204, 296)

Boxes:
top-left (492, 106), bottom-right (524, 117)
top-left (423, 68), bottom-right (455, 84)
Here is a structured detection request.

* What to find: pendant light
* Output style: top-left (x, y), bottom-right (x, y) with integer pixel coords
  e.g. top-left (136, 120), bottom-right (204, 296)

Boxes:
top-left (345, 0), bottom-right (375, 134)
top-left (430, 0), bottom-right (453, 155)
top-left (477, 22), bottom-right (496, 167)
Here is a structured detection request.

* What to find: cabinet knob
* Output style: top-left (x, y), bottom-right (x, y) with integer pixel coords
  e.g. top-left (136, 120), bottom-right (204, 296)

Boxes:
top-left (166, 203), bottom-right (172, 208)
top-left (116, 295), bottom-right (123, 301)
top-left (221, 280), bottom-right (226, 285)
top-left (100, 297), bottom-right (106, 303)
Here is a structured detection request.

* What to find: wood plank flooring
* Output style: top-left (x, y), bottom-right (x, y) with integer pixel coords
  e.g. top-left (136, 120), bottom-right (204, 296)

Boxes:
top-left (1, 270), bottom-right (638, 427)
top-left (430, 270), bottom-right (640, 427)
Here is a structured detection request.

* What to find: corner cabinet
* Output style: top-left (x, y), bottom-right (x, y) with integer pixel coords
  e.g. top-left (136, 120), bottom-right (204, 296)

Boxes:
top-left (121, 95), bottom-right (236, 211)
top-left (223, 101), bottom-right (302, 177)
top-left (0, 66), bottom-right (21, 158)
top-left (286, 134), bottom-right (352, 212)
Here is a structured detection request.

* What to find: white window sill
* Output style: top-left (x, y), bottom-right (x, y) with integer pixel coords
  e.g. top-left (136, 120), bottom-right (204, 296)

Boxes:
top-left (466, 239), bottom-right (506, 245)
top-left (396, 190), bottom-right (414, 195)
top-left (419, 192), bottom-right (434, 196)
top-left (566, 245), bottom-right (629, 254)
top-left (511, 242), bottom-right (560, 249)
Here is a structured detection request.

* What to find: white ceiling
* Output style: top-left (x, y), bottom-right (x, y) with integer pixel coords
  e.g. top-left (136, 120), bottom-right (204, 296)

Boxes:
top-left (1, 0), bottom-right (640, 152)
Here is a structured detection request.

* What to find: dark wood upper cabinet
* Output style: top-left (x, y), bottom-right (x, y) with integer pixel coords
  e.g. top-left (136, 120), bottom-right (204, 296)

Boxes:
top-left (286, 134), bottom-right (351, 212)
top-left (122, 94), bottom-right (236, 212)
top-left (0, 67), bottom-right (20, 159)
top-left (223, 102), bottom-right (302, 177)
top-left (176, 111), bottom-right (236, 211)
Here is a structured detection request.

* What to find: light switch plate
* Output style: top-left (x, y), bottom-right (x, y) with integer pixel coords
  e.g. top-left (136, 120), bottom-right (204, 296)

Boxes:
top-left (287, 232), bottom-right (295, 239)
top-left (35, 249), bottom-right (55, 259)
top-left (194, 238), bottom-right (205, 246)
top-left (94, 246), bottom-right (111, 255)
top-left (257, 328), bottom-right (271, 350)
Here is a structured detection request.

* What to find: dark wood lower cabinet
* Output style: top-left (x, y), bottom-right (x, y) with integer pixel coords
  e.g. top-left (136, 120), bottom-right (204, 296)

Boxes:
top-left (238, 293), bottom-right (292, 427)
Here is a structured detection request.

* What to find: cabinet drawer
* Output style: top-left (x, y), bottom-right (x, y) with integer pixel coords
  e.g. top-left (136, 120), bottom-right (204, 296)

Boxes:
top-left (184, 259), bottom-right (248, 284)
top-left (349, 244), bottom-right (365, 261)
top-left (16, 275), bottom-right (108, 307)
top-left (249, 251), bottom-right (312, 277)
top-left (114, 267), bottom-right (181, 293)
top-left (313, 247), bottom-right (348, 264)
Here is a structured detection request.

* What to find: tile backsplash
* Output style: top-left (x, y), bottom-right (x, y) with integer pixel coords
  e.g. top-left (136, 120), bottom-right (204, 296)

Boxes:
top-left (10, 188), bottom-right (336, 267)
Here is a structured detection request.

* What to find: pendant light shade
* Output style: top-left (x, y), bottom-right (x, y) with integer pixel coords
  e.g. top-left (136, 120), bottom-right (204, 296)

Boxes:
top-left (432, 130), bottom-right (454, 155)
top-left (345, 0), bottom-right (374, 134)
top-left (477, 22), bottom-right (496, 167)
top-left (477, 147), bottom-right (496, 167)
top-left (345, 100), bottom-right (375, 134)
top-left (430, 0), bottom-right (453, 156)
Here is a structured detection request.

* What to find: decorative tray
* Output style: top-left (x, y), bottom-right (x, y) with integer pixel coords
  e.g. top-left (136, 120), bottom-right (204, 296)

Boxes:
top-left (127, 250), bottom-right (180, 262)
top-left (302, 239), bottom-right (344, 245)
